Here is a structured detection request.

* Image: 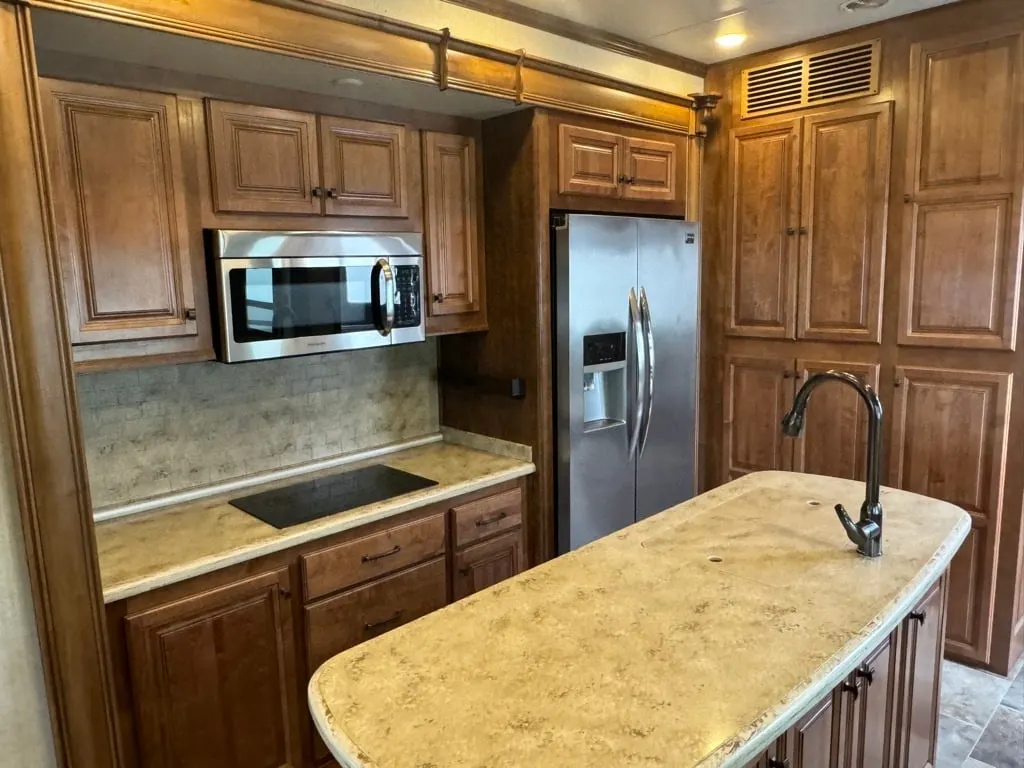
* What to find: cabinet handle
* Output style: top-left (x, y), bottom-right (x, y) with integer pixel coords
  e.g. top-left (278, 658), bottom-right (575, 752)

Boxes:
top-left (326, 188), bottom-right (339, 199)
top-left (433, 293), bottom-right (445, 303)
top-left (786, 227), bottom-right (796, 235)
top-left (364, 609), bottom-right (404, 632)
top-left (904, 194), bottom-right (912, 204)
top-left (768, 759), bottom-right (790, 768)
top-left (311, 186), bottom-right (324, 198)
top-left (476, 511), bottom-right (508, 527)
top-left (842, 681), bottom-right (859, 700)
top-left (909, 610), bottom-right (927, 625)
top-left (184, 308), bottom-right (197, 321)
top-left (362, 544), bottom-right (401, 563)
top-left (798, 226), bottom-right (808, 235)
top-left (279, 586), bottom-right (291, 599)
top-left (893, 377), bottom-right (903, 388)
top-left (855, 665), bottom-right (875, 686)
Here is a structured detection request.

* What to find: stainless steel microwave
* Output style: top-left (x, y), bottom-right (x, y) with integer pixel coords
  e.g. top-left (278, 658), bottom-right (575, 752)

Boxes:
top-left (208, 230), bottom-right (425, 363)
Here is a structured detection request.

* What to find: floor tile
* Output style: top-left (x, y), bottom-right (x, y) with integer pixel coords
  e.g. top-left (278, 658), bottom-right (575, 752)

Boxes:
top-left (970, 705), bottom-right (1024, 768)
top-left (964, 759), bottom-right (999, 768)
top-left (937, 713), bottom-right (984, 768)
top-left (942, 660), bottom-right (1015, 728)
top-left (1003, 668), bottom-right (1024, 713)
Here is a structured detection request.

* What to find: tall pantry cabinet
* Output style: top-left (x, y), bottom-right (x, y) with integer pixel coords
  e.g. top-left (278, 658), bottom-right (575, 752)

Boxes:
top-left (707, 3), bottom-right (1024, 676)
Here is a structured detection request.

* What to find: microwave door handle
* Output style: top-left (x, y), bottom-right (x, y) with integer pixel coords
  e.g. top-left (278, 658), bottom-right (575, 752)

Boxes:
top-left (372, 259), bottom-right (395, 336)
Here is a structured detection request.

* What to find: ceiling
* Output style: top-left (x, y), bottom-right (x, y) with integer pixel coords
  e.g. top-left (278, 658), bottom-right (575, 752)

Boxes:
top-left (503, 0), bottom-right (961, 63)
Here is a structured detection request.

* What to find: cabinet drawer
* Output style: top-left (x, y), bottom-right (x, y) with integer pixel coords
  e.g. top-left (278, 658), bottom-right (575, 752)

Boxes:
top-left (452, 487), bottom-right (523, 548)
top-left (304, 557), bottom-right (446, 675)
top-left (301, 513), bottom-right (445, 601)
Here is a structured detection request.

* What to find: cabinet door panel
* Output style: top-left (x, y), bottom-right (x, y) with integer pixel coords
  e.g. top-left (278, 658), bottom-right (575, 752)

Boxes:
top-left (788, 691), bottom-right (835, 768)
top-left (319, 116), bottom-right (409, 218)
top-left (792, 361), bottom-right (880, 482)
top-left (849, 636), bottom-right (895, 768)
top-left (206, 100), bottom-right (321, 215)
top-left (40, 79), bottom-right (197, 345)
top-left (125, 569), bottom-right (299, 768)
top-left (889, 367), bottom-right (1011, 664)
top-left (558, 124), bottom-right (622, 197)
top-left (622, 136), bottom-right (677, 201)
top-left (423, 131), bottom-right (483, 325)
top-left (453, 529), bottom-right (522, 600)
top-left (897, 581), bottom-right (945, 768)
top-left (723, 356), bottom-right (794, 481)
top-left (727, 120), bottom-right (801, 338)
top-left (798, 103), bottom-right (891, 343)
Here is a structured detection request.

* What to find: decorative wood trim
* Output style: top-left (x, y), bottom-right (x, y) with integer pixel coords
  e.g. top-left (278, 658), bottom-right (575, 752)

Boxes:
top-left (0, 4), bottom-right (120, 767)
top-left (26, 0), bottom-right (694, 134)
top-left (439, 0), bottom-right (708, 77)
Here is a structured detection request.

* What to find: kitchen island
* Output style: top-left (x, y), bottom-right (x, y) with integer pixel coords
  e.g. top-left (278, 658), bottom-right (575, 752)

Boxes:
top-left (309, 471), bottom-right (970, 768)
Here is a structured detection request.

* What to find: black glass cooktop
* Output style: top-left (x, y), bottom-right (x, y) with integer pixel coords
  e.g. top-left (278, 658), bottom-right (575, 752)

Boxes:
top-left (230, 464), bottom-right (438, 529)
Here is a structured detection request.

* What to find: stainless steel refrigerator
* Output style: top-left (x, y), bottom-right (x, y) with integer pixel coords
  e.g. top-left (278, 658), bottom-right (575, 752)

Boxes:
top-left (554, 213), bottom-right (699, 553)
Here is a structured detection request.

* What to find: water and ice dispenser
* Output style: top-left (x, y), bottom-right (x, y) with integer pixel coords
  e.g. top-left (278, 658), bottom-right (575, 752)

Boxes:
top-left (582, 332), bottom-right (627, 433)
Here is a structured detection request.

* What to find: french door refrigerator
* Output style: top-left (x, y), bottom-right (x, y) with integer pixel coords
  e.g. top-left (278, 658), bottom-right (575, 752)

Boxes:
top-left (554, 213), bottom-right (699, 554)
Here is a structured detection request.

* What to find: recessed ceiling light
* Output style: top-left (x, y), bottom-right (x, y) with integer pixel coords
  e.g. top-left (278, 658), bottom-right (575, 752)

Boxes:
top-left (840, 0), bottom-right (889, 11)
top-left (715, 33), bottom-right (748, 49)
top-left (333, 76), bottom-right (364, 87)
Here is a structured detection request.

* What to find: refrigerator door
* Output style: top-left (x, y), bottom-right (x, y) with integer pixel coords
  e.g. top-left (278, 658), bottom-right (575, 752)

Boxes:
top-left (555, 214), bottom-right (640, 553)
top-left (636, 219), bottom-right (699, 520)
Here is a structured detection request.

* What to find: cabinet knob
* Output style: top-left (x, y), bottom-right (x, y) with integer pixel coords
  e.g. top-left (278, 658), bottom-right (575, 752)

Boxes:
top-left (855, 665), bottom-right (875, 686)
top-left (768, 759), bottom-right (790, 768)
top-left (326, 188), bottom-right (339, 199)
top-left (433, 293), bottom-right (444, 303)
top-left (798, 226), bottom-right (808, 235)
top-left (893, 377), bottom-right (903, 388)
top-left (841, 681), bottom-right (859, 700)
top-left (279, 586), bottom-right (291, 599)
top-left (311, 186), bottom-right (324, 198)
top-left (786, 227), bottom-right (796, 236)
top-left (184, 308), bottom-right (197, 321)
top-left (909, 610), bottom-right (927, 625)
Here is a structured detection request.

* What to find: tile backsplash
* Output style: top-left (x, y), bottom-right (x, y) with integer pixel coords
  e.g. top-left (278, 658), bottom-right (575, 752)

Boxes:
top-left (77, 342), bottom-right (439, 509)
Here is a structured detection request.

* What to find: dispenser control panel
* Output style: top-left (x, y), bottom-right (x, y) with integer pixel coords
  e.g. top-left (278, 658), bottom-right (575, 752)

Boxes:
top-left (583, 332), bottom-right (625, 366)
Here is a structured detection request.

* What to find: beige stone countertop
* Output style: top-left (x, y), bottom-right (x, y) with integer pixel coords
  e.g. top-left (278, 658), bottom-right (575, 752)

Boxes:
top-left (96, 443), bottom-right (535, 603)
top-left (309, 471), bottom-right (971, 768)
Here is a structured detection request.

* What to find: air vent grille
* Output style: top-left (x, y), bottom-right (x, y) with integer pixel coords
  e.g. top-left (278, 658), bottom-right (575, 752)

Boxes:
top-left (741, 40), bottom-right (881, 118)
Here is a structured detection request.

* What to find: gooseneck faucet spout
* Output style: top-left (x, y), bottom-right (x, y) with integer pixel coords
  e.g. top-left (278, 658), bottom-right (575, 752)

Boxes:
top-left (781, 371), bottom-right (884, 558)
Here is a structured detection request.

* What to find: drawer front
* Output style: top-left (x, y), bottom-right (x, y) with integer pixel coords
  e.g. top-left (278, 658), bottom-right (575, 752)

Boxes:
top-left (304, 557), bottom-right (447, 675)
top-left (452, 487), bottom-right (523, 548)
top-left (302, 513), bottom-right (445, 601)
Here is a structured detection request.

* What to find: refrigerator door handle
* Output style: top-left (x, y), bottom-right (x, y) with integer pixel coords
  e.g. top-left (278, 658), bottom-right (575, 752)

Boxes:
top-left (638, 286), bottom-right (655, 457)
top-left (626, 288), bottom-right (645, 460)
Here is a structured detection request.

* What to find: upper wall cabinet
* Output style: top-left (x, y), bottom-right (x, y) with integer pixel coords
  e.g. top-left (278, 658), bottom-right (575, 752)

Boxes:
top-left (727, 102), bottom-right (892, 343)
top-left (206, 100), bottom-right (412, 220)
top-left (422, 131), bottom-right (486, 335)
top-left (557, 123), bottom-right (681, 204)
top-left (39, 79), bottom-right (203, 358)
top-left (900, 29), bottom-right (1024, 350)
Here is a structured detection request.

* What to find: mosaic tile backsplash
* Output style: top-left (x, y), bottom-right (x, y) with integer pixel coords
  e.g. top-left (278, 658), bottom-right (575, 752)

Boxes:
top-left (77, 342), bottom-right (439, 509)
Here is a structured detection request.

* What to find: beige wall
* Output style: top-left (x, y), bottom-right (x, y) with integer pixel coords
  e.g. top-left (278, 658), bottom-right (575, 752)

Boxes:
top-left (0, 401), bottom-right (57, 765)
top-left (334, 0), bottom-right (704, 95)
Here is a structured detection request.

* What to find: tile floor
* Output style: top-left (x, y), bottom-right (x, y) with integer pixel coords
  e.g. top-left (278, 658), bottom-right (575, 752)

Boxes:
top-left (937, 659), bottom-right (1024, 768)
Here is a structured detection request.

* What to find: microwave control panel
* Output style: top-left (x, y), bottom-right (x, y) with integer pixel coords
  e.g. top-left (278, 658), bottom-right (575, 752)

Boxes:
top-left (394, 266), bottom-right (422, 328)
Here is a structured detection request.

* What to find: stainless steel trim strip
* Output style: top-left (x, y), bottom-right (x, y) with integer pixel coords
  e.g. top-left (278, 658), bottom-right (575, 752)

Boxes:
top-left (211, 230), bottom-right (423, 260)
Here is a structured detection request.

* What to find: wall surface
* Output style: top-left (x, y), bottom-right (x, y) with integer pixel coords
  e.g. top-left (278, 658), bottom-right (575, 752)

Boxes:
top-left (78, 343), bottom-right (439, 509)
top-left (0, 402), bottom-right (57, 767)
top-left (334, 0), bottom-right (704, 95)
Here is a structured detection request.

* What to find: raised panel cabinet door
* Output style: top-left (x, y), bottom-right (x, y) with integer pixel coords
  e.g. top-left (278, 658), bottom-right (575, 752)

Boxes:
top-left (124, 568), bottom-right (300, 768)
top-left (453, 529), bottom-right (523, 600)
top-left (206, 100), bottom-right (321, 215)
top-left (894, 580), bottom-right (946, 768)
top-left (557, 123), bottom-right (623, 197)
top-left (845, 636), bottom-right (895, 768)
top-left (889, 368), bottom-right (1011, 664)
top-left (39, 79), bottom-right (197, 345)
top-left (622, 136), bottom-right (678, 202)
top-left (798, 103), bottom-right (892, 343)
top-left (422, 131), bottom-right (482, 321)
top-left (792, 361), bottom-right (881, 482)
top-left (319, 116), bottom-right (409, 218)
top-left (723, 356), bottom-right (795, 482)
top-left (727, 119), bottom-right (801, 338)
top-left (900, 29), bottom-right (1024, 350)
top-left (787, 690), bottom-right (836, 768)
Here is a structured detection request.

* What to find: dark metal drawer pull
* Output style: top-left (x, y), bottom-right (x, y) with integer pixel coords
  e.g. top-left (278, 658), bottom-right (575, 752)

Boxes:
top-left (856, 665), bottom-right (875, 686)
top-left (842, 681), bottom-right (859, 700)
top-left (364, 610), bottom-right (404, 632)
top-left (909, 610), bottom-right (927, 625)
top-left (768, 758), bottom-right (790, 768)
top-left (476, 511), bottom-right (508, 527)
top-left (362, 544), bottom-right (401, 563)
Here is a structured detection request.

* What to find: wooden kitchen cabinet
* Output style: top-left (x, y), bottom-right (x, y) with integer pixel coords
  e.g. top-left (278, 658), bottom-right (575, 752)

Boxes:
top-left (318, 115), bottom-right (409, 218)
top-left (557, 122), bottom-right (680, 202)
top-left (453, 529), bottom-right (523, 600)
top-left (899, 28), bottom-right (1023, 350)
top-left (39, 79), bottom-right (204, 363)
top-left (124, 568), bottom-right (301, 768)
top-left (723, 355), bottom-right (795, 481)
top-left (727, 104), bottom-right (891, 342)
top-left (206, 100), bottom-right (322, 215)
top-left (889, 366), bottom-right (1011, 665)
top-left (422, 130), bottom-right (487, 334)
top-left (840, 635), bottom-right (896, 768)
top-left (787, 691), bottom-right (837, 768)
top-left (791, 361), bottom-right (881, 482)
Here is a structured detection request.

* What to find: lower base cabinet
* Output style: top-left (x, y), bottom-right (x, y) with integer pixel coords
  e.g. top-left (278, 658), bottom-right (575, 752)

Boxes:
top-left (746, 576), bottom-right (946, 768)
top-left (110, 478), bottom-right (526, 768)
